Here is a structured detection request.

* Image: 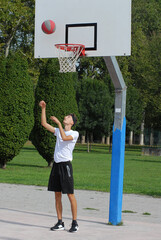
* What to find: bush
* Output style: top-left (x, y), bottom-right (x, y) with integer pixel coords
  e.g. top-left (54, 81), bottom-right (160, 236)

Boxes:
top-left (0, 52), bottom-right (34, 168)
top-left (30, 58), bottom-right (79, 166)
top-left (77, 78), bottom-right (113, 140)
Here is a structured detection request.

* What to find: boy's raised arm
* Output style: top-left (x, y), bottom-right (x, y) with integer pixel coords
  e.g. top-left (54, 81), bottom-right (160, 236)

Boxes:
top-left (39, 100), bottom-right (55, 133)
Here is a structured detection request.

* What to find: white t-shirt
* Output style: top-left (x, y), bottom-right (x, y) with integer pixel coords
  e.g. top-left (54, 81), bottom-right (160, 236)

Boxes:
top-left (54, 128), bottom-right (79, 163)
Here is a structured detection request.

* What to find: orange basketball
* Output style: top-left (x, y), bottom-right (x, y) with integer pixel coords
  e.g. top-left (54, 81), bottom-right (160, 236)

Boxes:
top-left (41, 20), bottom-right (56, 34)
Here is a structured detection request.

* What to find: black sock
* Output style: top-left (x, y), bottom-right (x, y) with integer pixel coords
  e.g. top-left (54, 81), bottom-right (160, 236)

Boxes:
top-left (58, 219), bottom-right (62, 224)
top-left (72, 220), bottom-right (77, 225)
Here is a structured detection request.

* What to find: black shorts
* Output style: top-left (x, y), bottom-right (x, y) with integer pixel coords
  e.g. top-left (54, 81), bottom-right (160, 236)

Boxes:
top-left (48, 161), bottom-right (74, 194)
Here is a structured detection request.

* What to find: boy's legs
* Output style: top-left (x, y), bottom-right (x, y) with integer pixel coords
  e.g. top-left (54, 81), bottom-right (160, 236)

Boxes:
top-left (51, 162), bottom-right (78, 232)
top-left (50, 192), bottom-right (64, 231)
top-left (55, 192), bottom-right (63, 220)
top-left (68, 193), bottom-right (79, 232)
top-left (67, 193), bottom-right (77, 220)
top-left (54, 192), bottom-right (77, 221)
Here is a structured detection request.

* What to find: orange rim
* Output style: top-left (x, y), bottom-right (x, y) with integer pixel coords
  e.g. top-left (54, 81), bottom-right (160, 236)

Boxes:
top-left (55, 44), bottom-right (85, 56)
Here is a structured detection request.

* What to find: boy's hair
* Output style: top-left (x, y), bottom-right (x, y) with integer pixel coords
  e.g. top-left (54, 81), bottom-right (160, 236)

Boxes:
top-left (70, 113), bottom-right (77, 126)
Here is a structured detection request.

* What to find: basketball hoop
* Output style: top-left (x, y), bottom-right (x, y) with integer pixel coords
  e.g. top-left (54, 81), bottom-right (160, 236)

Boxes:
top-left (55, 44), bottom-right (85, 73)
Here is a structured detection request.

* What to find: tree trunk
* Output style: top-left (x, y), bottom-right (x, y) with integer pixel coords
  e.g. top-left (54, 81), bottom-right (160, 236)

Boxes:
top-left (129, 131), bottom-right (133, 145)
top-left (89, 133), bottom-right (92, 151)
top-left (5, 37), bottom-right (13, 58)
top-left (90, 133), bottom-right (93, 143)
top-left (0, 162), bottom-right (6, 169)
top-left (102, 136), bottom-right (105, 144)
top-left (87, 134), bottom-right (90, 152)
top-left (81, 135), bottom-right (86, 144)
top-left (139, 121), bottom-right (145, 145)
top-left (150, 129), bottom-right (154, 146)
top-left (48, 161), bottom-right (53, 167)
top-left (5, 18), bottom-right (22, 58)
top-left (109, 142), bottom-right (112, 153)
top-left (106, 136), bottom-right (110, 145)
top-left (87, 139), bottom-right (90, 153)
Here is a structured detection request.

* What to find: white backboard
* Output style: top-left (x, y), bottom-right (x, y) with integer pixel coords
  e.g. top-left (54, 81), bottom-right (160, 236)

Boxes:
top-left (34, 0), bottom-right (131, 58)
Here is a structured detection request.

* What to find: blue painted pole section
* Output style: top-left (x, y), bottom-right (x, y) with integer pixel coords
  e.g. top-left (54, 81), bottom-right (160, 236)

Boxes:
top-left (109, 117), bottom-right (126, 225)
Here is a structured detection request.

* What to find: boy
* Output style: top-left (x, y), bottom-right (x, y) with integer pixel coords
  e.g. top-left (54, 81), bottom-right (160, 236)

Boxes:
top-left (39, 100), bottom-right (79, 232)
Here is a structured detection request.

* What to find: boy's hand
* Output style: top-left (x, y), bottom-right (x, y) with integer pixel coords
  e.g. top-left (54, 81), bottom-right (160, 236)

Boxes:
top-left (39, 100), bottom-right (46, 109)
top-left (50, 116), bottom-right (61, 125)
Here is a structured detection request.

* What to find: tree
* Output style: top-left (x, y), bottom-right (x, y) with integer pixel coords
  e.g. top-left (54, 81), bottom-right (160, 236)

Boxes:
top-left (144, 34), bottom-right (161, 129)
top-left (126, 85), bottom-right (144, 144)
top-left (119, 0), bottom-right (161, 144)
top-left (0, 52), bottom-right (34, 168)
top-left (0, 0), bottom-right (35, 57)
top-left (30, 59), bottom-right (79, 166)
top-left (132, 0), bottom-right (161, 38)
top-left (0, 0), bottom-right (39, 85)
top-left (77, 78), bottom-right (113, 149)
top-left (78, 57), bottom-right (114, 91)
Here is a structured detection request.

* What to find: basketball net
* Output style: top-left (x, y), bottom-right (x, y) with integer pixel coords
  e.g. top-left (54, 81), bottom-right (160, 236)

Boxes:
top-left (55, 44), bottom-right (85, 73)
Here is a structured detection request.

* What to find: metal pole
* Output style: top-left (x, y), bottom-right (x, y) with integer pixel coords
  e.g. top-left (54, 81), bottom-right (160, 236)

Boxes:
top-left (104, 56), bottom-right (127, 225)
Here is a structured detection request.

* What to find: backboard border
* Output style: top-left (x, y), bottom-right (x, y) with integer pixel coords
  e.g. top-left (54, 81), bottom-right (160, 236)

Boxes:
top-left (65, 23), bottom-right (97, 51)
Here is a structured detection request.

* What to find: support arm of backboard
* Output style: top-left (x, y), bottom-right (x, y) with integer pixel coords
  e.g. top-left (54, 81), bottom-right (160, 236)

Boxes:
top-left (104, 56), bottom-right (127, 225)
top-left (104, 56), bottom-right (127, 130)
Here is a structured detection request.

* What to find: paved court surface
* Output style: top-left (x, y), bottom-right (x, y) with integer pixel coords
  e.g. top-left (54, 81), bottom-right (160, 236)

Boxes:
top-left (0, 183), bottom-right (161, 240)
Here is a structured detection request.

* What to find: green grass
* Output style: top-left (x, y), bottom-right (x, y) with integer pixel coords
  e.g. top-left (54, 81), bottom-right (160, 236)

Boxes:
top-left (122, 210), bottom-right (137, 214)
top-left (123, 146), bottom-right (161, 197)
top-left (83, 208), bottom-right (99, 211)
top-left (0, 143), bottom-right (161, 197)
top-left (142, 212), bottom-right (151, 215)
top-left (0, 147), bottom-right (50, 186)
